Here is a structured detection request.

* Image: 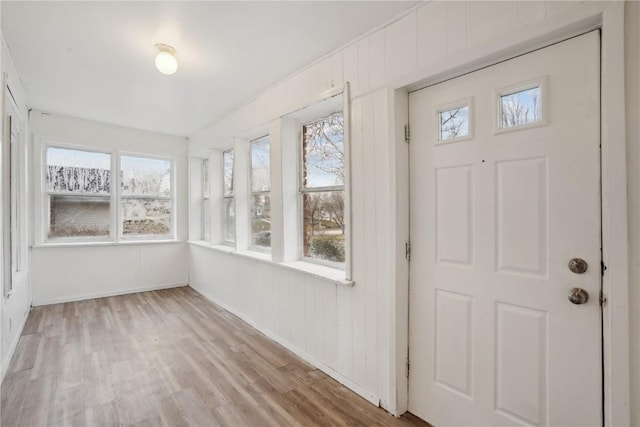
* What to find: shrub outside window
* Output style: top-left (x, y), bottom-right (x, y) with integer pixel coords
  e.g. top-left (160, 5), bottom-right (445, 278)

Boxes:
top-left (250, 136), bottom-right (271, 249)
top-left (223, 149), bottom-right (235, 244)
top-left (120, 155), bottom-right (172, 238)
top-left (46, 147), bottom-right (112, 239)
top-left (301, 113), bottom-right (345, 266)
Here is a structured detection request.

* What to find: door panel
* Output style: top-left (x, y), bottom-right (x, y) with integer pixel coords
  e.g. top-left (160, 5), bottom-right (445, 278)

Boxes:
top-left (408, 32), bottom-right (601, 426)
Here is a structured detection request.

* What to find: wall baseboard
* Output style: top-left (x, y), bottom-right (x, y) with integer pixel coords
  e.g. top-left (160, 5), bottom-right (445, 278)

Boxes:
top-left (32, 283), bottom-right (187, 306)
top-left (188, 282), bottom-right (380, 407)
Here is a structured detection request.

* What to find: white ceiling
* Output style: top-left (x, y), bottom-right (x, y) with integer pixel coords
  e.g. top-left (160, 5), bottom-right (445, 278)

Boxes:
top-left (2, 1), bottom-right (416, 137)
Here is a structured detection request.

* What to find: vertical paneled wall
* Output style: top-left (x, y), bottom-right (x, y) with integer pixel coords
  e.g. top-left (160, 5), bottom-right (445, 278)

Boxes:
top-left (188, 1), bottom-right (632, 414)
top-left (1, 37), bottom-right (31, 378)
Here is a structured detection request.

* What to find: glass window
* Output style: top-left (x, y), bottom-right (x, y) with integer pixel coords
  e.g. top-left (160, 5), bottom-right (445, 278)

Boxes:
top-left (46, 147), bottom-right (112, 239)
top-left (223, 149), bottom-right (235, 244)
top-left (250, 136), bottom-right (271, 249)
top-left (301, 113), bottom-right (345, 265)
top-left (202, 158), bottom-right (210, 241)
top-left (120, 155), bottom-right (172, 238)
top-left (439, 105), bottom-right (469, 141)
top-left (499, 85), bottom-right (542, 129)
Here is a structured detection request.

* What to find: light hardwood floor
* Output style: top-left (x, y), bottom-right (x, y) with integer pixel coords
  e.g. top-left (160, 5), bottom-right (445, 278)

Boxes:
top-left (1, 287), bottom-right (428, 426)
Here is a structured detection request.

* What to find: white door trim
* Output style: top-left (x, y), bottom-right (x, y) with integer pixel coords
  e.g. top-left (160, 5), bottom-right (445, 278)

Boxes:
top-left (389, 3), bottom-right (629, 425)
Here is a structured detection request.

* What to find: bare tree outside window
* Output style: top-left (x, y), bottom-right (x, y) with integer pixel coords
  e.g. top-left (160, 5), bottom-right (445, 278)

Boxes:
top-left (439, 105), bottom-right (469, 140)
top-left (251, 136), bottom-right (271, 248)
top-left (46, 147), bottom-right (112, 238)
top-left (500, 86), bottom-right (542, 128)
top-left (223, 149), bottom-right (235, 243)
top-left (301, 113), bottom-right (345, 264)
top-left (120, 156), bottom-right (172, 237)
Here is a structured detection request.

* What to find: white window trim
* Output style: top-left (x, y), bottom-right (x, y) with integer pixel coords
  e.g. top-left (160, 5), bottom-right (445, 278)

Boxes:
top-left (249, 135), bottom-right (271, 253)
top-left (294, 84), bottom-right (352, 278)
top-left (119, 151), bottom-right (176, 241)
top-left (39, 141), bottom-right (177, 245)
top-left (202, 157), bottom-right (210, 242)
top-left (222, 148), bottom-right (235, 246)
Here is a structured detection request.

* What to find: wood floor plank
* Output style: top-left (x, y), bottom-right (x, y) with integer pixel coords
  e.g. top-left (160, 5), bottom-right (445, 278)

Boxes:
top-left (1, 287), bottom-right (430, 426)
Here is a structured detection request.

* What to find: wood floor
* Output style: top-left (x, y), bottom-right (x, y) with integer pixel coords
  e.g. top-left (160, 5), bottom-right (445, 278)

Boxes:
top-left (1, 287), bottom-right (429, 426)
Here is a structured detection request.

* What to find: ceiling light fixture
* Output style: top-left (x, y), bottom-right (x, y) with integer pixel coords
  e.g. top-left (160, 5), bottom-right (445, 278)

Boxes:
top-left (155, 44), bottom-right (178, 75)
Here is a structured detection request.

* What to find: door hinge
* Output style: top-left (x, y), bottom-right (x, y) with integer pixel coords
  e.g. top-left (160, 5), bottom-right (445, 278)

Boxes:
top-left (404, 124), bottom-right (410, 143)
top-left (601, 261), bottom-right (607, 276)
top-left (600, 291), bottom-right (607, 307)
top-left (405, 354), bottom-right (410, 377)
top-left (405, 241), bottom-right (411, 261)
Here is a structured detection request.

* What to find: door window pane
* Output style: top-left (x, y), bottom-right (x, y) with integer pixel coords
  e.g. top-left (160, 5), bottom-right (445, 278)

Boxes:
top-left (439, 105), bottom-right (469, 140)
top-left (500, 86), bottom-right (542, 129)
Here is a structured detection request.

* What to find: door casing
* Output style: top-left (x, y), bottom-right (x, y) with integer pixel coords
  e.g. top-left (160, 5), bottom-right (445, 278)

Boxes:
top-left (387, 3), bottom-right (629, 425)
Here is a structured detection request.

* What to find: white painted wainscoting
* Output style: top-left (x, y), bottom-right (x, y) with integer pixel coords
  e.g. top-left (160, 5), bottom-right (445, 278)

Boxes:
top-left (189, 1), bottom-right (636, 422)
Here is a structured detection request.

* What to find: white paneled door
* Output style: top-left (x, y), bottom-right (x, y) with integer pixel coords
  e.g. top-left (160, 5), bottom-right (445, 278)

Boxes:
top-left (408, 32), bottom-right (601, 426)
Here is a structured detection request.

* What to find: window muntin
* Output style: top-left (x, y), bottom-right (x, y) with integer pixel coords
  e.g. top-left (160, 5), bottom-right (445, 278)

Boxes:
top-left (223, 149), bottom-right (235, 244)
top-left (250, 136), bottom-right (271, 249)
top-left (202, 158), bottom-right (210, 241)
top-left (120, 155), bottom-right (172, 238)
top-left (301, 113), bottom-right (345, 265)
top-left (46, 147), bottom-right (112, 239)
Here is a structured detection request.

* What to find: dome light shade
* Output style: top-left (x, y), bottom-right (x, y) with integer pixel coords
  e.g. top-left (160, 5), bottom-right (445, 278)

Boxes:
top-left (155, 44), bottom-right (177, 75)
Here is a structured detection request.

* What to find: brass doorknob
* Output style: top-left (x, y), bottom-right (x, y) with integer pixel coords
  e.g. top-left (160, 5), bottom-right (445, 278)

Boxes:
top-left (568, 288), bottom-right (589, 305)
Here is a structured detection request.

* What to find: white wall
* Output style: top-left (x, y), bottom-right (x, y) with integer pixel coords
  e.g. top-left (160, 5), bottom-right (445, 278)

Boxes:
top-left (188, 0), bottom-right (637, 419)
top-left (625, 2), bottom-right (640, 425)
top-left (30, 112), bottom-right (189, 305)
top-left (1, 36), bottom-right (31, 379)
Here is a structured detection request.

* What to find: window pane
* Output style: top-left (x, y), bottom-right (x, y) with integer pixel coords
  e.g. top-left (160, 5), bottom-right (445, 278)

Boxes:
top-left (121, 156), bottom-right (171, 197)
top-left (223, 150), bottom-right (234, 196)
top-left (203, 200), bottom-right (210, 241)
top-left (302, 191), bottom-right (345, 263)
top-left (122, 198), bottom-right (171, 237)
top-left (203, 158), bottom-right (210, 199)
top-left (46, 147), bottom-right (111, 194)
top-left (500, 86), bottom-right (542, 128)
top-left (439, 105), bottom-right (469, 140)
top-left (251, 136), bottom-right (270, 193)
top-left (251, 194), bottom-right (271, 248)
top-left (223, 198), bottom-right (235, 243)
top-left (48, 195), bottom-right (110, 238)
top-left (303, 113), bottom-right (344, 188)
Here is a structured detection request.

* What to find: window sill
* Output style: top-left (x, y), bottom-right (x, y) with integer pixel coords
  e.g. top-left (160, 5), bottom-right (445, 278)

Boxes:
top-left (188, 240), bottom-right (354, 287)
top-left (33, 239), bottom-right (182, 249)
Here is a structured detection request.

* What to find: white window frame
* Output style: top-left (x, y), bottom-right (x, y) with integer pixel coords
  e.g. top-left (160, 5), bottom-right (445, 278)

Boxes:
top-left (222, 148), bottom-right (235, 245)
top-left (299, 111), bottom-right (347, 270)
top-left (41, 142), bottom-right (177, 244)
top-left (249, 135), bottom-right (271, 252)
top-left (119, 152), bottom-right (175, 241)
top-left (202, 157), bottom-right (210, 241)
top-left (43, 143), bottom-right (116, 243)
